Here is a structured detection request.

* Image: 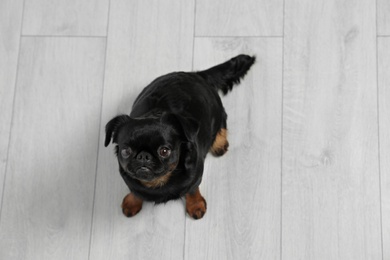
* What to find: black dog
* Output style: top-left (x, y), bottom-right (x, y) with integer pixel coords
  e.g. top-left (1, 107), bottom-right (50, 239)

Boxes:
top-left (105, 54), bottom-right (255, 219)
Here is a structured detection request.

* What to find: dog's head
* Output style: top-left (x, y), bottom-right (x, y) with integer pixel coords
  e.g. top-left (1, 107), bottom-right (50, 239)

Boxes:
top-left (104, 113), bottom-right (199, 185)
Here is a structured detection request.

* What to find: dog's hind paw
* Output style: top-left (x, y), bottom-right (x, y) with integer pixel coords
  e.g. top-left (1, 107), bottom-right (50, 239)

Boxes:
top-left (210, 128), bottom-right (229, 157)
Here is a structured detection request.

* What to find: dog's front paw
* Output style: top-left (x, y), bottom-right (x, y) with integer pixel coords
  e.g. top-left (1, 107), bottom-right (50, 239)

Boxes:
top-left (121, 193), bottom-right (143, 217)
top-left (187, 198), bottom-right (207, 219)
top-left (185, 188), bottom-right (207, 219)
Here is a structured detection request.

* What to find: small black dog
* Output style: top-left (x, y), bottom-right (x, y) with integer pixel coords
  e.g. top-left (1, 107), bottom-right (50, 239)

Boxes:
top-left (105, 55), bottom-right (255, 219)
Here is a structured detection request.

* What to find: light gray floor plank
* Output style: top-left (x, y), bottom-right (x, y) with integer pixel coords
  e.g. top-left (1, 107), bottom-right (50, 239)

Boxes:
top-left (283, 1), bottom-right (382, 259)
top-left (1, 1), bottom-right (386, 259)
top-left (185, 38), bottom-right (282, 260)
top-left (0, 37), bottom-right (105, 260)
top-left (195, 0), bottom-right (283, 36)
top-left (378, 0), bottom-right (390, 35)
top-left (89, 1), bottom-right (194, 259)
top-left (378, 38), bottom-right (390, 260)
top-left (0, 0), bottom-right (24, 215)
top-left (22, 0), bottom-right (109, 36)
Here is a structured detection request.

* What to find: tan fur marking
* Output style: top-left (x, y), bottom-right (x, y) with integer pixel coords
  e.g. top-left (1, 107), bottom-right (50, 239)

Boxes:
top-left (140, 172), bottom-right (172, 188)
top-left (210, 128), bottom-right (229, 156)
top-left (140, 161), bottom-right (177, 188)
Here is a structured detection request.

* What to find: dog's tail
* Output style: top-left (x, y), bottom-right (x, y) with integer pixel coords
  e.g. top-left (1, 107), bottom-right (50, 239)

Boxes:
top-left (197, 54), bottom-right (256, 95)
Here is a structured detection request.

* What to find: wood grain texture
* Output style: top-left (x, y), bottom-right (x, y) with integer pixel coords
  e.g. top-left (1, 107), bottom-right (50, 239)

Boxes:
top-left (0, 37), bottom-right (105, 259)
top-left (22, 0), bottom-right (109, 36)
top-left (185, 38), bottom-right (282, 260)
top-left (378, 0), bottom-right (390, 35)
top-left (0, 0), bottom-right (24, 215)
top-left (195, 0), bottom-right (283, 36)
top-left (0, 1), bottom-right (387, 259)
top-left (378, 38), bottom-right (390, 260)
top-left (89, 1), bottom-right (194, 259)
top-left (283, 1), bottom-right (382, 259)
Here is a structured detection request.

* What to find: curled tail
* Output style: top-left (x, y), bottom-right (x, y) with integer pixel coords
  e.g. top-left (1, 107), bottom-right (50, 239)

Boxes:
top-left (197, 54), bottom-right (256, 95)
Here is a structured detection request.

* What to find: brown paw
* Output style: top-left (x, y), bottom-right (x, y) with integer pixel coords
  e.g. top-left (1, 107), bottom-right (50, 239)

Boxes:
top-left (186, 188), bottom-right (207, 220)
top-left (121, 193), bottom-right (143, 217)
top-left (210, 128), bottom-right (229, 157)
top-left (211, 141), bottom-right (229, 156)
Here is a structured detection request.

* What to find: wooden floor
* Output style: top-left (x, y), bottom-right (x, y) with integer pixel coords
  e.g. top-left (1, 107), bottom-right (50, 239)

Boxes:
top-left (0, 1), bottom-right (389, 259)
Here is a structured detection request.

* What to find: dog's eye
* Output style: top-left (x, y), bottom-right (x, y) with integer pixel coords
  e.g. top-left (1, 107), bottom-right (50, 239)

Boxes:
top-left (159, 147), bottom-right (171, 158)
top-left (121, 148), bottom-right (132, 159)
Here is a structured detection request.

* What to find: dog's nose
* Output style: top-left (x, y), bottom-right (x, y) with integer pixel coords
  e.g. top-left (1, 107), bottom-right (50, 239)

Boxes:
top-left (137, 151), bottom-right (152, 163)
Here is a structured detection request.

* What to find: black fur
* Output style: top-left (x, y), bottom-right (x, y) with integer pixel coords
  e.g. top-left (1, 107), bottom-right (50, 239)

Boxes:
top-left (105, 54), bottom-right (255, 204)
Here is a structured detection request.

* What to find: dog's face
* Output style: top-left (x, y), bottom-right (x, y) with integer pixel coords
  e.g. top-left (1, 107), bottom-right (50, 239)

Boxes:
top-left (105, 113), bottom-right (198, 183)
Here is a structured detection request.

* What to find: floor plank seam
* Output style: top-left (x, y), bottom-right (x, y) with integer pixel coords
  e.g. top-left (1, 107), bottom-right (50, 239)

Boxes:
top-left (21, 35), bottom-right (107, 38)
top-left (195, 35), bottom-right (284, 38)
top-left (184, 2), bottom-right (198, 259)
top-left (87, 1), bottom-right (112, 259)
top-left (191, 0), bottom-right (197, 72)
top-left (0, 0), bottom-right (26, 224)
top-left (280, 0), bottom-right (286, 259)
top-left (375, 0), bottom-right (385, 257)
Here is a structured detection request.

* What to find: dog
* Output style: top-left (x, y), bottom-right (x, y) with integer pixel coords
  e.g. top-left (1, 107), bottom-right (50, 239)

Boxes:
top-left (105, 54), bottom-right (255, 219)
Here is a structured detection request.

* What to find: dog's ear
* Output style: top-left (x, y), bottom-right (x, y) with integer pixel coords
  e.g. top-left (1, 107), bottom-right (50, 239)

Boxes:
top-left (161, 113), bottom-right (199, 143)
top-left (104, 115), bottom-right (132, 147)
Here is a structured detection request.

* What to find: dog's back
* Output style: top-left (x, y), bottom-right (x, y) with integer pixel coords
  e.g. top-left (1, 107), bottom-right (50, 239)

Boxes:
top-left (130, 55), bottom-right (256, 152)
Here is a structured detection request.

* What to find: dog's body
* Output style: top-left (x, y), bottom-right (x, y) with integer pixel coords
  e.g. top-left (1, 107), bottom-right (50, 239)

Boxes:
top-left (105, 55), bottom-right (255, 219)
